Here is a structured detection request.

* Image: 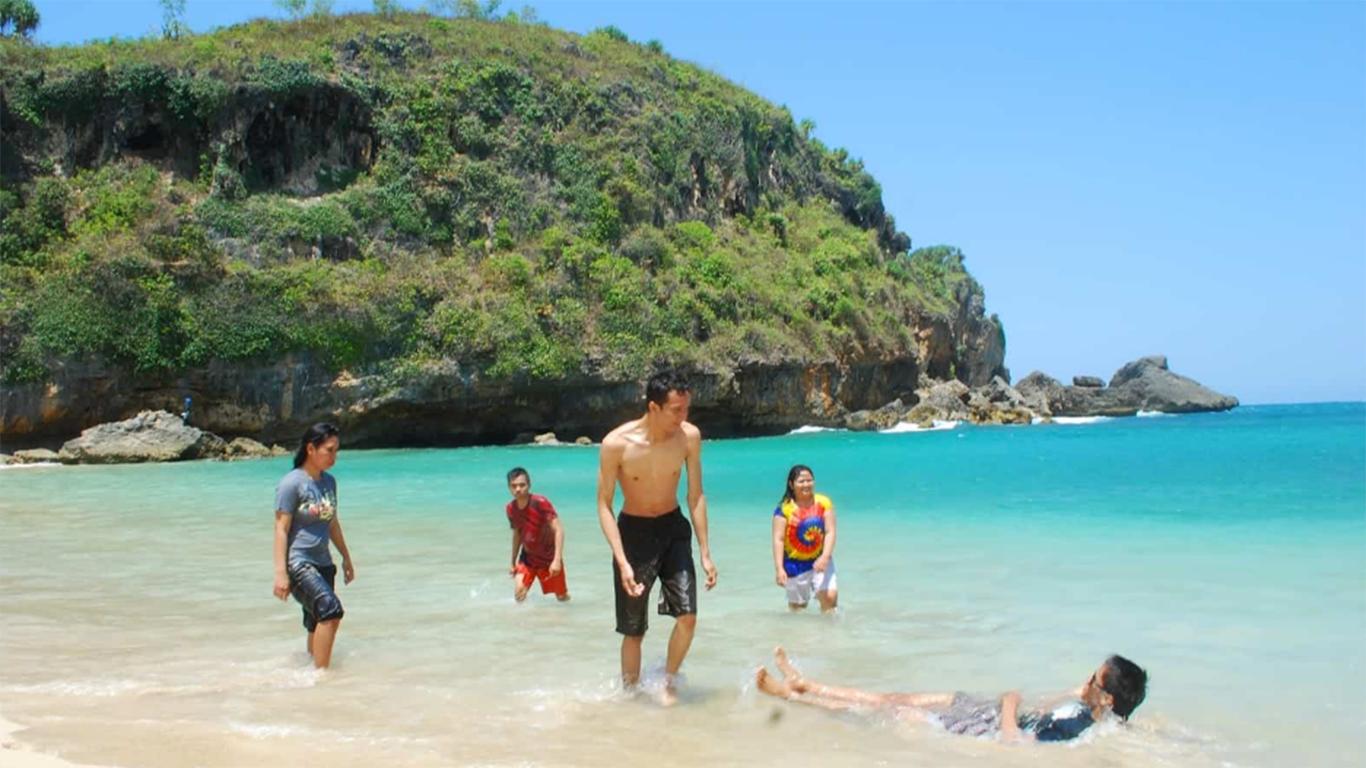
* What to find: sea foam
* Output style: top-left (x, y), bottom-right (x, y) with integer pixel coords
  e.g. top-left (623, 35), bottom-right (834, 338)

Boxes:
top-left (788, 425), bottom-right (840, 434)
top-left (879, 420), bottom-right (959, 433)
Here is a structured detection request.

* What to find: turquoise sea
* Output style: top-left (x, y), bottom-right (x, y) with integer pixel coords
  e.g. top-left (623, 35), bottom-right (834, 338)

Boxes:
top-left (1, 403), bottom-right (1362, 767)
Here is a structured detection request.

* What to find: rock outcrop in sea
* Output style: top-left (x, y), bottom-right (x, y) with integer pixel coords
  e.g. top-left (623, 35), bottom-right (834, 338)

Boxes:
top-left (4, 411), bottom-right (288, 464)
top-left (56, 410), bottom-right (227, 463)
top-left (840, 355), bottom-right (1236, 430)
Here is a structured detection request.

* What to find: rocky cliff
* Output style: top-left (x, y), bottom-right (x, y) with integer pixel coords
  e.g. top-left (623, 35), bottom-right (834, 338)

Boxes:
top-left (0, 14), bottom-right (1006, 448)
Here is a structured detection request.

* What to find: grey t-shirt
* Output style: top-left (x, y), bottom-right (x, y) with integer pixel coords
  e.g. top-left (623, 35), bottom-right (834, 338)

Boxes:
top-left (275, 468), bottom-right (338, 568)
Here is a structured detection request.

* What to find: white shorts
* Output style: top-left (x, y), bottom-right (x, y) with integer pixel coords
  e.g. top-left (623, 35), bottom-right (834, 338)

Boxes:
top-left (785, 562), bottom-right (837, 605)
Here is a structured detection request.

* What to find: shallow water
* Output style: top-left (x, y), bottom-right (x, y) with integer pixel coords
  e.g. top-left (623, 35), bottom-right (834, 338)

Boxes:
top-left (1, 403), bottom-right (1362, 766)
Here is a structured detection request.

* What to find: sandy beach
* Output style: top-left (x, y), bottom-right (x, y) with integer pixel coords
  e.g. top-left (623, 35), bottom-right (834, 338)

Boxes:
top-left (1, 713), bottom-right (102, 768)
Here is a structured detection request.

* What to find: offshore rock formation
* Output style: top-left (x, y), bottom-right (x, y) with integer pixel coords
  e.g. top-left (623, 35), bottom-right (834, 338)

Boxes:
top-left (1016, 355), bottom-right (1237, 417)
top-left (859, 355), bottom-right (1236, 430)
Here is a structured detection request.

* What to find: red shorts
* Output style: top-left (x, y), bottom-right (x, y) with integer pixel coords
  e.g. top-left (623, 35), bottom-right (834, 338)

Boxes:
top-left (516, 561), bottom-right (568, 596)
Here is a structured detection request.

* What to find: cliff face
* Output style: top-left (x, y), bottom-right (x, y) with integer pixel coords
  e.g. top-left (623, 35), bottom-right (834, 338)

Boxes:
top-left (0, 16), bottom-right (1007, 447)
top-left (2, 302), bottom-right (1004, 447)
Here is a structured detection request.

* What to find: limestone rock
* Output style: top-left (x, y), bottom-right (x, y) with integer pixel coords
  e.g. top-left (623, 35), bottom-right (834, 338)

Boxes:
top-left (905, 402), bottom-right (943, 428)
top-left (1016, 357), bottom-right (1235, 417)
top-left (984, 376), bottom-right (1028, 407)
top-left (1106, 356), bottom-right (1237, 413)
top-left (844, 399), bottom-right (905, 431)
top-left (575, 436), bottom-right (592, 446)
top-left (1014, 372), bottom-right (1062, 417)
top-left (965, 385), bottom-right (1034, 425)
top-left (58, 411), bottom-right (227, 463)
top-left (533, 432), bottom-right (561, 446)
top-left (14, 448), bottom-right (61, 464)
top-left (1072, 375), bottom-right (1104, 388)
top-left (224, 437), bottom-right (275, 459)
top-left (1110, 355), bottom-right (1169, 387)
top-left (914, 380), bottom-right (971, 420)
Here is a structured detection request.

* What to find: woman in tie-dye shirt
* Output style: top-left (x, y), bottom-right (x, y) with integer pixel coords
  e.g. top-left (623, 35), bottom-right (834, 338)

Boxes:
top-left (771, 465), bottom-right (838, 612)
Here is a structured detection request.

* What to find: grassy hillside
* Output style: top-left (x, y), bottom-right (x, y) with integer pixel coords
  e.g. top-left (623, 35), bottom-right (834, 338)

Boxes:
top-left (0, 12), bottom-right (979, 386)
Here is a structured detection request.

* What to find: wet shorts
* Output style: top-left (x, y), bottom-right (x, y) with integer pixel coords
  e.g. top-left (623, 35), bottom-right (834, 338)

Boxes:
top-left (785, 561), bottom-right (837, 605)
top-left (516, 560), bottom-right (568, 596)
top-left (288, 562), bottom-right (344, 632)
top-left (613, 509), bottom-right (697, 635)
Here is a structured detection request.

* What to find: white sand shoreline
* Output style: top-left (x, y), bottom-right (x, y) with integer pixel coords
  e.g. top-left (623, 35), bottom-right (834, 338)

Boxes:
top-left (0, 712), bottom-right (105, 768)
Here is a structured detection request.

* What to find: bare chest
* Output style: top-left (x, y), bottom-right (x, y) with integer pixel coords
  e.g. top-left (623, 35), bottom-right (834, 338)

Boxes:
top-left (618, 438), bottom-right (687, 495)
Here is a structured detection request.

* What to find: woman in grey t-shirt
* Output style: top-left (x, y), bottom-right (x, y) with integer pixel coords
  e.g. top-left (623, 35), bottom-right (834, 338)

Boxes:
top-left (272, 422), bottom-right (356, 669)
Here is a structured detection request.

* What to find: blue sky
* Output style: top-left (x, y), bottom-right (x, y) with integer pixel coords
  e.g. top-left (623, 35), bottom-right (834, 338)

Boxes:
top-left (29, 1), bottom-right (1366, 403)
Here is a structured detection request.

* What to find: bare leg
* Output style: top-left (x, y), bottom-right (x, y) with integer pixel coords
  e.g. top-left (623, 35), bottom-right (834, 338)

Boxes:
top-left (773, 647), bottom-right (951, 708)
top-left (756, 667), bottom-right (883, 713)
top-left (306, 631), bottom-right (315, 658)
top-left (817, 588), bottom-right (838, 613)
top-left (621, 634), bottom-right (644, 688)
top-left (513, 578), bottom-right (530, 602)
top-left (311, 618), bottom-right (340, 669)
top-left (796, 679), bottom-right (952, 708)
top-left (774, 646), bottom-right (801, 681)
top-left (662, 614), bottom-right (697, 706)
top-left (788, 603), bottom-right (807, 612)
top-left (556, 592), bottom-right (571, 602)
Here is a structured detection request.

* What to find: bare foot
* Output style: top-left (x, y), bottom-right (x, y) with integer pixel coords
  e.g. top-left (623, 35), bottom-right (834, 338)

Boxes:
top-left (773, 646), bottom-right (802, 683)
top-left (755, 666), bottom-right (793, 698)
top-left (660, 677), bottom-right (679, 707)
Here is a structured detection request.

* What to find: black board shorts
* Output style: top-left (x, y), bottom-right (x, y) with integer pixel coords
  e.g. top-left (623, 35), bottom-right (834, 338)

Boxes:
top-left (613, 509), bottom-right (697, 635)
top-left (289, 562), bottom-right (344, 632)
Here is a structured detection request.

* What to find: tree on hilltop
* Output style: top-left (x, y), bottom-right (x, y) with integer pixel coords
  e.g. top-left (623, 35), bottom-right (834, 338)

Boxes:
top-left (274, 0), bottom-right (333, 19)
top-left (0, 0), bottom-right (39, 38)
top-left (160, 0), bottom-right (189, 40)
top-left (428, 0), bottom-right (504, 20)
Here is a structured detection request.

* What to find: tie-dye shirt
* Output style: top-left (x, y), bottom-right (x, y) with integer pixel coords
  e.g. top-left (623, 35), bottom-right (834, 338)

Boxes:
top-left (275, 469), bottom-right (338, 568)
top-left (774, 493), bottom-right (834, 576)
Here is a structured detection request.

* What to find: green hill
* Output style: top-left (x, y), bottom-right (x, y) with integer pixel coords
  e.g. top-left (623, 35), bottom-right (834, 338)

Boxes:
top-left (0, 12), bottom-right (1005, 445)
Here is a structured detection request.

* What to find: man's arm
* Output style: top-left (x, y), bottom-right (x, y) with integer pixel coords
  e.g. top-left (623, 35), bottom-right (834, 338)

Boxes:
top-left (998, 691), bottom-right (1030, 742)
top-left (684, 424), bottom-right (717, 590)
top-left (597, 438), bottom-right (643, 596)
top-left (509, 529), bottom-right (522, 574)
top-left (548, 516), bottom-right (565, 575)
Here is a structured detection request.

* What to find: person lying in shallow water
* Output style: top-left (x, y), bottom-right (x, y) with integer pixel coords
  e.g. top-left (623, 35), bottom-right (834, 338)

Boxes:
top-left (755, 647), bottom-right (1147, 742)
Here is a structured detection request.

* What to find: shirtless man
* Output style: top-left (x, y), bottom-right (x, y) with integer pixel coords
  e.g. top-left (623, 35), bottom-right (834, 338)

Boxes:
top-left (597, 370), bottom-right (718, 704)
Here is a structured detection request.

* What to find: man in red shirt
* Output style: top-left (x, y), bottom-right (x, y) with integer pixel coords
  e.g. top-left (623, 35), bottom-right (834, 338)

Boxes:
top-left (506, 467), bottom-right (569, 602)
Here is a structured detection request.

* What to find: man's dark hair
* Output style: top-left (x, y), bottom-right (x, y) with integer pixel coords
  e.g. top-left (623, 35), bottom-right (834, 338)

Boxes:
top-left (507, 467), bottom-right (530, 484)
top-left (646, 370), bottom-right (691, 407)
top-left (1101, 655), bottom-right (1148, 720)
top-left (293, 422), bottom-right (340, 469)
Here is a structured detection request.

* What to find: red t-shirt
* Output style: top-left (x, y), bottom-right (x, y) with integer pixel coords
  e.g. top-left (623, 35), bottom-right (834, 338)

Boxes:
top-left (506, 494), bottom-right (558, 570)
